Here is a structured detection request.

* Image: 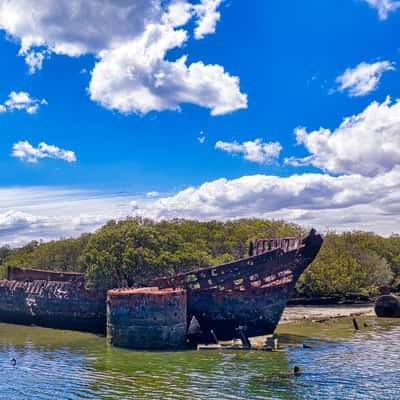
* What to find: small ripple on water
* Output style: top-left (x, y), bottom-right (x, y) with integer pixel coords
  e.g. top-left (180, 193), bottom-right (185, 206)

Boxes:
top-left (0, 319), bottom-right (400, 399)
top-left (285, 323), bottom-right (400, 400)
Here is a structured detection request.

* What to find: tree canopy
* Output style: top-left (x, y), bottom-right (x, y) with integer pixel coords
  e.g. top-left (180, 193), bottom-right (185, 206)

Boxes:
top-left (1, 218), bottom-right (398, 297)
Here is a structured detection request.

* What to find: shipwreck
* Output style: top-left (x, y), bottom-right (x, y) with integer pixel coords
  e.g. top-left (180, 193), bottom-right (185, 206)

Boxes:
top-left (152, 229), bottom-right (323, 341)
top-left (0, 267), bottom-right (105, 333)
top-left (0, 229), bottom-right (323, 348)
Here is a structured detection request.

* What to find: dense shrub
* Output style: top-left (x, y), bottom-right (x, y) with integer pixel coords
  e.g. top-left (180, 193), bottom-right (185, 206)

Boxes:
top-left (1, 219), bottom-right (397, 297)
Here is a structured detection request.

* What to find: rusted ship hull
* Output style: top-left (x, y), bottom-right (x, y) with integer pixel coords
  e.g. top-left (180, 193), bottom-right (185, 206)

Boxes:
top-left (154, 230), bottom-right (323, 340)
top-left (188, 278), bottom-right (295, 340)
top-left (0, 231), bottom-right (322, 341)
top-left (0, 268), bottom-right (105, 333)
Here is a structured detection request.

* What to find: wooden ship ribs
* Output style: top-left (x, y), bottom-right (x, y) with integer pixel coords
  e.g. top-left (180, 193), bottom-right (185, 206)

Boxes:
top-left (153, 229), bottom-right (323, 340)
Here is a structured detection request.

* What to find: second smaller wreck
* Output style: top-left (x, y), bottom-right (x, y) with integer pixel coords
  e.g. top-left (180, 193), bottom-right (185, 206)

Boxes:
top-left (0, 266), bottom-right (105, 333)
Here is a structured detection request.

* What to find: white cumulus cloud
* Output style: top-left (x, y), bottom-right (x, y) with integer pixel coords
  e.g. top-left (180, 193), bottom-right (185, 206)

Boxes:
top-left (133, 169), bottom-right (400, 234)
top-left (12, 141), bottom-right (77, 163)
top-left (285, 97), bottom-right (400, 177)
top-left (336, 61), bottom-right (395, 97)
top-left (3, 164), bottom-right (400, 245)
top-left (198, 132), bottom-right (206, 144)
top-left (0, 0), bottom-right (246, 116)
top-left (89, 19), bottom-right (246, 115)
top-left (363, 0), bottom-right (400, 19)
top-left (0, 0), bottom-right (161, 57)
top-left (215, 139), bottom-right (282, 164)
top-left (0, 210), bottom-right (45, 235)
top-left (193, 0), bottom-right (222, 39)
top-left (1, 91), bottom-right (47, 114)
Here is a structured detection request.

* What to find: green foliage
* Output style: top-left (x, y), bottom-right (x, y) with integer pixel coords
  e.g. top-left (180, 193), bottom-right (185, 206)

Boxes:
top-left (79, 218), bottom-right (302, 293)
top-left (0, 218), bottom-right (398, 299)
top-left (0, 236), bottom-right (91, 277)
top-left (298, 232), bottom-right (394, 297)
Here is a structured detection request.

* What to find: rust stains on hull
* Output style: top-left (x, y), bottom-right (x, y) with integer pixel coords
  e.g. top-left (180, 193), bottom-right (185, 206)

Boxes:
top-left (107, 287), bottom-right (187, 349)
top-left (153, 229), bottom-right (323, 340)
top-left (0, 230), bottom-right (323, 343)
top-left (0, 268), bottom-right (105, 333)
top-left (189, 281), bottom-right (293, 340)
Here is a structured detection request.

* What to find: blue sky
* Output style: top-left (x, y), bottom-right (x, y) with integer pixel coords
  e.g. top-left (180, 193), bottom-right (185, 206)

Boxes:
top-left (1, 0), bottom-right (400, 245)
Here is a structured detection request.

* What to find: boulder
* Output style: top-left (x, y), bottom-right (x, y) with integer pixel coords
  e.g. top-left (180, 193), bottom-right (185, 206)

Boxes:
top-left (374, 294), bottom-right (400, 318)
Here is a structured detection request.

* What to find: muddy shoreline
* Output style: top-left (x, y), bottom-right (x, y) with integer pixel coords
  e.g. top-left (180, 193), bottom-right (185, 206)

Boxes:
top-left (279, 304), bottom-right (375, 324)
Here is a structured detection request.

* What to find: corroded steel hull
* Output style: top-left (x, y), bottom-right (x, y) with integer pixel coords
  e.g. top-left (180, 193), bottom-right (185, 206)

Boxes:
top-left (0, 269), bottom-right (105, 333)
top-left (154, 230), bottom-right (323, 340)
top-left (188, 279), bottom-right (294, 340)
top-left (107, 288), bottom-right (187, 349)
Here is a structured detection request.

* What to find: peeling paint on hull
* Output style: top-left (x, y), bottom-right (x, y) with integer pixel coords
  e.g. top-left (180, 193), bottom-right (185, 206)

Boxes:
top-left (154, 230), bottom-right (323, 340)
top-left (0, 278), bottom-right (105, 333)
top-left (189, 283), bottom-right (292, 340)
top-left (107, 288), bottom-right (187, 349)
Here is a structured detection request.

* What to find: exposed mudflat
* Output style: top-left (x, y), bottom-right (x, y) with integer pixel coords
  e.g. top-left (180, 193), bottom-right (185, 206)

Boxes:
top-left (280, 304), bottom-right (375, 324)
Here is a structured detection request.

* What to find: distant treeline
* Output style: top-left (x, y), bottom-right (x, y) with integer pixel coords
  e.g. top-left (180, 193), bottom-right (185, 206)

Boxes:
top-left (0, 218), bottom-right (398, 297)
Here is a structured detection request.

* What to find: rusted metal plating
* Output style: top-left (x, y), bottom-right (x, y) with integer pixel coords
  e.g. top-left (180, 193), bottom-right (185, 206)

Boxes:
top-left (106, 287), bottom-right (187, 349)
top-left (0, 272), bottom-right (104, 333)
top-left (249, 237), bottom-right (302, 256)
top-left (153, 236), bottom-right (304, 293)
top-left (153, 230), bottom-right (323, 340)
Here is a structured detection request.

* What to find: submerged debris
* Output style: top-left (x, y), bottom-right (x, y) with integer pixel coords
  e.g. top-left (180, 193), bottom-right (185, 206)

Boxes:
top-left (293, 365), bottom-right (302, 375)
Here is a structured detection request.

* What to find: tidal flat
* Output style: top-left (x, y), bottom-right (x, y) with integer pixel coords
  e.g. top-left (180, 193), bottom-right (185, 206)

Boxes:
top-left (1, 309), bottom-right (399, 400)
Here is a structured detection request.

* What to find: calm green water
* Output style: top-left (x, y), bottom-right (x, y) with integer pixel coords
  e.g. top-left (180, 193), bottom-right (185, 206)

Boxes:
top-left (1, 317), bottom-right (399, 399)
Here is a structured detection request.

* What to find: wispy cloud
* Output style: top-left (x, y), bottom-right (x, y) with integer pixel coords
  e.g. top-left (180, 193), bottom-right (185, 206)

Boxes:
top-left (0, 187), bottom-right (137, 246)
top-left (146, 191), bottom-right (160, 198)
top-left (0, 91), bottom-right (47, 114)
top-left (12, 141), bottom-right (76, 163)
top-left (215, 138), bottom-right (282, 164)
top-left (362, 0), bottom-right (400, 19)
top-left (335, 61), bottom-right (394, 97)
top-left (198, 131), bottom-right (206, 144)
top-left (22, 49), bottom-right (48, 74)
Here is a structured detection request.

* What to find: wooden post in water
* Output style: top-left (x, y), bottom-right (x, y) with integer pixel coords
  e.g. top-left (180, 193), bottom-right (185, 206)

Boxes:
top-left (236, 326), bottom-right (251, 349)
top-left (352, 317), bottom-right (359, 330)
top-left (266, 335), bottom-right (279, 350)
top-left (210, 329), bottom-right (219, 344)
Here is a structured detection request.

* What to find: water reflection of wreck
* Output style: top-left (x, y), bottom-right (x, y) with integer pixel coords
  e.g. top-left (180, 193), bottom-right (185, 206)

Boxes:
top-left (153, 229), bottom-right (323, 340)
